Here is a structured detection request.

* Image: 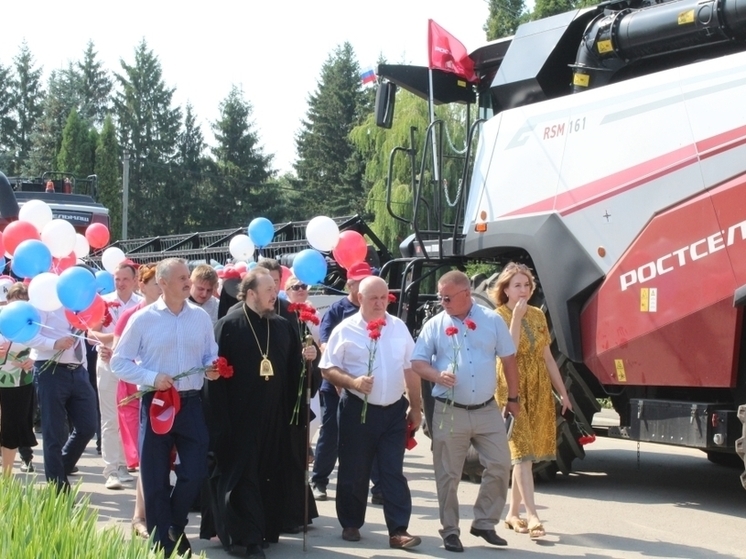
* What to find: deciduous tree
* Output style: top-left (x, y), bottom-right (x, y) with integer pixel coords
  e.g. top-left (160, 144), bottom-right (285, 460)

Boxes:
top-left (95, 116), bottom-right (121, 238)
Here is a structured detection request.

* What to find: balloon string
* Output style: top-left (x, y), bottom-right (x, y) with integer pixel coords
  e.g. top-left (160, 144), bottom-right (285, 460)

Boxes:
top-left (33, 322), bottom-right (103, 346)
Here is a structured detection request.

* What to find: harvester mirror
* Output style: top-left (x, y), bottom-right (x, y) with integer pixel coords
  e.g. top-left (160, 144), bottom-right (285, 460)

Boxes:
top-left (375, 81), bottom-right (397, 129)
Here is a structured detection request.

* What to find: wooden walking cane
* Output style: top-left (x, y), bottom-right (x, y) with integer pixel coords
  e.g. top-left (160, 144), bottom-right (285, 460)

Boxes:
top-left (303, 334), bottom-right (314, 552)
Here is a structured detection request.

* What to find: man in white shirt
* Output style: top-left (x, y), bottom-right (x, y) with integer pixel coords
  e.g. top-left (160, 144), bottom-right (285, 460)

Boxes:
top-left (189, 264), bottom-right (219, 325)
top-left (89, 262), bottom-right (142, 490)
top-left (319, 276), bottom-right (422, 550)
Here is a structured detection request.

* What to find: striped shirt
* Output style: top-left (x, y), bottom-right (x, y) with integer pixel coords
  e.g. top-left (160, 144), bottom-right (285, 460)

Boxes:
top-left (111, 298), bottom-right (218, 391)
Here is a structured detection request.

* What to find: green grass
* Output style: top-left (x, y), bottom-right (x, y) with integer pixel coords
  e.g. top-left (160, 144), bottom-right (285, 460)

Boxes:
top-left (0, 476), bottom-right (203, 558)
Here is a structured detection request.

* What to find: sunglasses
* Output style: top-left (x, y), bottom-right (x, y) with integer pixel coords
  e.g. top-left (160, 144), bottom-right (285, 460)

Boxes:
top-left (288, 283), bottom-right (308, 291)
top-left (437, 288), bottom-right (468, 304)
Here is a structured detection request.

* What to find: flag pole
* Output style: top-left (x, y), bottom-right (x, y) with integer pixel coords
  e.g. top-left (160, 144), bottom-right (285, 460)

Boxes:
top-left (428, 68), bottom-right (440, 182)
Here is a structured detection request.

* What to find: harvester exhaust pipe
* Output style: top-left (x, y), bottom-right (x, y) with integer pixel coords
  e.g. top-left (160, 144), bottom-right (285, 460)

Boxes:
top-left (572, 0), bottom-right (746, 91)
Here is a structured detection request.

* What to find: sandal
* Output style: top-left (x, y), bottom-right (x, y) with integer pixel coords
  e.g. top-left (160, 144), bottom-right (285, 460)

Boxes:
top-left (528, 522), bottom-right (546, 538)
top-left (504, 517), bottom-right (529, 534)
top-left (131, 518), bottom-right (149, 539)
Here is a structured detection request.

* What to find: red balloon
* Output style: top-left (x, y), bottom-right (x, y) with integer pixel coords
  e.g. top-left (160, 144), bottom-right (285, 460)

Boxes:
top-left (332, 231), bottom-right (368, 270)
top-left (65, 294), bottom-right (106, 330)
top-left (51, 252), bottom-right (77, 274)
top-left (4, 220), bottom-right (40, 256)
top-left (234, 262), bottom-right (248, 274)
top-left (86, 223), bottom-right (110, 249)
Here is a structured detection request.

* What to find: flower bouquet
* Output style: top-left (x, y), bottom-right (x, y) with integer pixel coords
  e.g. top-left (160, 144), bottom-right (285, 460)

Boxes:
top-left (361, 318), bottom-right (386, 423)
top-left (440, 318), bottom-right (477, 430)
top-left (288, 301), bottom-right (320, 425)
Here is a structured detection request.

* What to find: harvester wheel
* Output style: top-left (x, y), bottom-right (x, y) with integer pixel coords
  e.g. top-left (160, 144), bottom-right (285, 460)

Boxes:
top-left (736, 404), bottom-right (746, 489)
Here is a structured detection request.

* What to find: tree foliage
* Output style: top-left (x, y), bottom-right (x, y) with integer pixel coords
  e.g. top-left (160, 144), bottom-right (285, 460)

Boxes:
top-left (295, 42), bottom-right (369, 218)
top-left (57, 108), bottom-right (93, 178)
top-left (484, 0), bottom-right (527, 40)
top-left (77, 41), bottom-right (112, 127)
top-left (10, 42), bottom-right (45, 175)
top-left (95, 116), bottom-right (121, 238)
top-left (113, 40), bottom-right (181, 237)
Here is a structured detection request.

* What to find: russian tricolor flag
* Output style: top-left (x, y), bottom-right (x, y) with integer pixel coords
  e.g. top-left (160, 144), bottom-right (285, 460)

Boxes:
top-left (360, 67), bottom-right (376, 85)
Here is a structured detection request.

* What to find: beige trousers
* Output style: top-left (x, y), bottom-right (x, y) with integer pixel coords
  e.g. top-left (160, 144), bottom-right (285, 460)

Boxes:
top-left (432, 399), bottom-right (510, 537)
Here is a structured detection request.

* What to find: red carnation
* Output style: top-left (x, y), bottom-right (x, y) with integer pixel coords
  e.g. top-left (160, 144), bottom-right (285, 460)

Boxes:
top-left (388, 293), bottom-right (397, 303)
top-left (288, 302), bottom-right (301, 313)
top-left (445, 326), bottom-right (459, 336)
top-left (214, 356), bottom-right (234, 379)
top-left (369, 329), bottom-right (382, 341)
top-left (464, 318), bottom-right (477, 331)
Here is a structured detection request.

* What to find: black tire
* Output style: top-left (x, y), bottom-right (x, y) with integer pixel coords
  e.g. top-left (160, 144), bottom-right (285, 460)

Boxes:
top-left (705, 450), bottom-right (744, 469)
top-left (736, 404), bottom-right (746, 488)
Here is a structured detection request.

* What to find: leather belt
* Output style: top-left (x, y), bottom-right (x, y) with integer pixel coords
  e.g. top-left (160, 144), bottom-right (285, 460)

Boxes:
top-left (435, 396), bottom-right (494, 411)
top-left (178, 389), bottom-right (201, 399)
top-left (58, 363), bottom-right (82, 370)
top-left (345, 389), bottom-right (401, 408)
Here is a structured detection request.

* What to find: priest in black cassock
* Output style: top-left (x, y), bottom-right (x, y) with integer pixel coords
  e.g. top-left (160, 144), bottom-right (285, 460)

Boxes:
top-left (204, 268), bottom-right (303, 559)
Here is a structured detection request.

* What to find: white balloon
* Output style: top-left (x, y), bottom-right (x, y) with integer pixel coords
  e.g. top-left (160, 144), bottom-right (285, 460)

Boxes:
top-left (306, 216), bottom-right (340, 252)
top-left (41, 219), bottom-right (77, 258)
top-left (74, 233), bottom-right (90, 259)
top-left (29, 272), bottom-right (63, 311)
top-left (0, 277), bottom-right (14, 303)
top-left (101, 247), bottom-right (126, 273)
top-left (19, 200), bottom-right (53, 232)
top-left (229, 235), bottom-right (255, 261)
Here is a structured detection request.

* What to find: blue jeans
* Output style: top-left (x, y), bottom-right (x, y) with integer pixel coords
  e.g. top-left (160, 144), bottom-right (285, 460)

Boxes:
top-left (336, 392), bottom-right (411, 534)
top-left (34, 363), bottom-right (97, 488)
top-left (139, 391), bottom-right (209, 554)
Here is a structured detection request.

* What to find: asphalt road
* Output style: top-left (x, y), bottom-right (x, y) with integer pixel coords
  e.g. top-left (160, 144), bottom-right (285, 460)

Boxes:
top-left (20, 428), bottom-right (745, 559)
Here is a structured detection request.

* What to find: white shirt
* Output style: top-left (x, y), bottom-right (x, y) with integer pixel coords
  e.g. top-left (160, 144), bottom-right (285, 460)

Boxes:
top-left (193, 295), bottom-right (219, 325)
top-left (98, 291), bottom-right (143, 348)
top-left (111, 297), bottom-right (218, 391)
top-left (319, 312), bottom-right (414, 406)
top-left (27, 308), bottom-right (86, 365)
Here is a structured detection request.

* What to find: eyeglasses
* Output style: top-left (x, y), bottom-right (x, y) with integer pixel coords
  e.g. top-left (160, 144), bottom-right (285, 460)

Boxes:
top-left (288, 284), bottom-right (308, 291)
top-left (437, 288), bottom-right (469, 304)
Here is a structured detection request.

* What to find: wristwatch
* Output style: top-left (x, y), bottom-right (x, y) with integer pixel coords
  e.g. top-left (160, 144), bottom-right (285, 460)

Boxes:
top-left (507, 396), bottom-right (520, 403)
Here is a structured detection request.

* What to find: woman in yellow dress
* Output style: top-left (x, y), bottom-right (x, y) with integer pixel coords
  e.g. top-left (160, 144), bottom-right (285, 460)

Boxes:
top-left (491, 263), bottom-right (572, 538)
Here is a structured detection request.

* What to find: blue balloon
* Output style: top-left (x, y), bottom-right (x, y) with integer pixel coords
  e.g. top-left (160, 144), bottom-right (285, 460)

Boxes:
top-left (0, 301), bottom-right (41, 343)
top-left (248, 217), bottom-right (274, 248)
top-left (278, 289), bottom-right (288, 300)
top-left (57, 266), bottom-right (97, 312)
top-left (95, 270), bottom-right (115, 295)
top-left (292, 249), bottom-right (327, 285)
top-left (11, 240), bottom-right (52, 279)
top-left (247, 261), bottom-right (257, 270)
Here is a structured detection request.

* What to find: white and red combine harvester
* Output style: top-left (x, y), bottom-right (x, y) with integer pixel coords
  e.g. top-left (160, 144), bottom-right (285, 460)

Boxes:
top-left (377, 0), bottom-right (746, 483)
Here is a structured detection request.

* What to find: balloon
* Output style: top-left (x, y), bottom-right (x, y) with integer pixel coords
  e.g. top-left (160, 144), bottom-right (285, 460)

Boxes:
top-left (51, 252), bottom-right (77, 274)
top-left (280, 265), bottom-right (292, 290)
top-left (234, 262), bottom-right (248, 274)
top-left (95, 270), bottom-right (115, 295)
top-left (229, 235), bottom-right (255, 261)
top-left (18, 200), bottom-right (53, 232)
top-left (278, 290), bottom-right (288, 300)
top-left (86, 223), bottom-right (110, 249)
top-left (56, 266), bottom-right (97, 312)
top-left (306, 216), bottom-right (340, 252)
top-left (248, 217), bottom-right (274, 248)
top-left (41, 219), bottom-right (77, 258)
top-left (28, 272), bottom-right (62, 311)
top-left (65, 294), bottom-right (106, 330)
top-left (3, 221), bottom-right (40, 256)
top-left (0, 301), bottom-right (41, 342)
top-left (74, 234), bottom-right (90, 259)
top-left (101, 247), bottom-right (126, 273)
top-left (292, 249), bottom-right (327, 286)
top-left (11, 240), bottom-right (52, 279)
top-left (247, 261), bottom-right (257, 270)
top-left (332, 230), bottom-right (368, 270)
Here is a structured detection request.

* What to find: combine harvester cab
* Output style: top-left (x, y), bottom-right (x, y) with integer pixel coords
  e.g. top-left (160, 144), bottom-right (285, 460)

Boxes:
top-left (377, 0), bottom-right (746, 484)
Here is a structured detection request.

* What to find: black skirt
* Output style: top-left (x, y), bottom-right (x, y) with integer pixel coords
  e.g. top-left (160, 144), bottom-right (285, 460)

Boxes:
top-left (0, 383), bottom-right (38, 449)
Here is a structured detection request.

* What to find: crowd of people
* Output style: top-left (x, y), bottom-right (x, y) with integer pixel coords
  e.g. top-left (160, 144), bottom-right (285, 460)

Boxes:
top-left (0, 255), bottom-right (570, 557)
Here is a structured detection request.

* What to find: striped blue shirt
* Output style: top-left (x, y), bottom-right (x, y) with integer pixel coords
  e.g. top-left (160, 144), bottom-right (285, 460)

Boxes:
top-left (111, 298), bottom-right (218, 391)
top-left (411, 302), bottom-right (515, 406)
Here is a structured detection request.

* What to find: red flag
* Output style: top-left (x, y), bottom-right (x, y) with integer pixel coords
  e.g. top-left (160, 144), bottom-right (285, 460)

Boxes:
top-left (428, 19), bottom-right (477, 83)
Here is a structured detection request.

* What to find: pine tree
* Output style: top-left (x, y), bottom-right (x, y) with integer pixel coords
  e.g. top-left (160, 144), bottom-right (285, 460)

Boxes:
top-left (0, 62), bottom-right (15, 172)
top-left (113, 40), bottom-right (182, 237)
top-left (95, 116), bottom-right (121, 239)
top-left (295, 42), bottom-right (368, 218)
top-left (484, 0), bottom-right (527, 40)
top-left (77, 41), bottom-right (112, 127)
top-left (168, 103), bottom-right (205, 233)
top-left (57, 108), bottom-right (91, 178)
top-left (11, 41), bottom-right (45, 175)
top-left (24, 65), bottom-right (82, 176)
top-left (208, 85), bottom-right (274, 228)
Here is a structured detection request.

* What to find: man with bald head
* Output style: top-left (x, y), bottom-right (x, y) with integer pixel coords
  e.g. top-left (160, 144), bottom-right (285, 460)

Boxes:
top-left (320, 276), bottom-right (422, 550)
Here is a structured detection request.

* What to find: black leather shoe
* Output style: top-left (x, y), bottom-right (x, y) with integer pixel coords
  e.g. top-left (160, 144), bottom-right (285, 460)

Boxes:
top-left (342, 527), bottom-right (361, 541)
top-left (168, 526), bottom-right (192, 556)
top-left (246, 544), bottom-right (266, 558)
top-left (470, 527), bottom-right (507, 546)
top-left (443, 534), bottom-right (464, 552)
